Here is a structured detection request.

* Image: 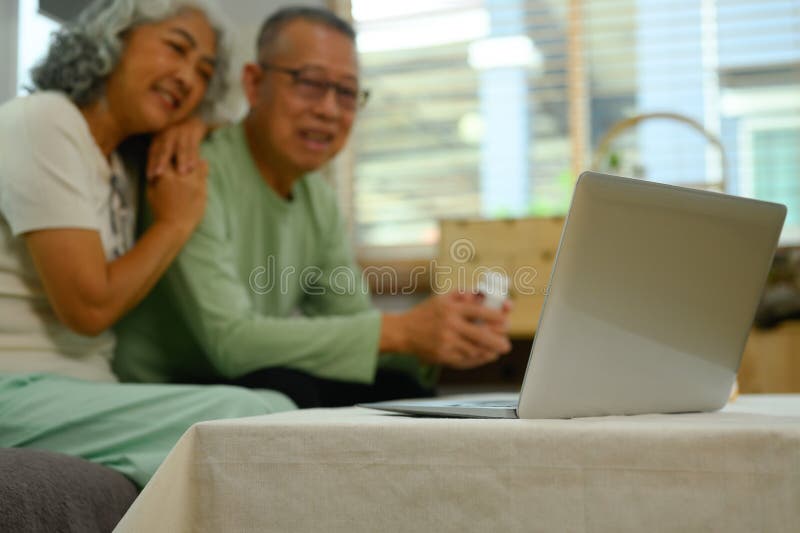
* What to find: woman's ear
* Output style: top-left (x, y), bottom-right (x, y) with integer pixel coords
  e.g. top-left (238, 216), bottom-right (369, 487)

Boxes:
top-left (241, 63), bottom-right (263, 108)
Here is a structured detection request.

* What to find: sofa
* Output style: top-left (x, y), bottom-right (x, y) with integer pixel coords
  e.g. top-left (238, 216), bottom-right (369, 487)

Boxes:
top-left (0, 448), bottom-right (138, 532)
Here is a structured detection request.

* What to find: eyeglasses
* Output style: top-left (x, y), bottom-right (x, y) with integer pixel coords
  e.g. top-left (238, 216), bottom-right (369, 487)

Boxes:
top-left (259, 63), bottom-right (369, 111)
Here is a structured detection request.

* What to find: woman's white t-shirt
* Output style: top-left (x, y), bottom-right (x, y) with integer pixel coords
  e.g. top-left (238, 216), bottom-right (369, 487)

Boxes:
top-left (0, 92), bottom-right (137, 382)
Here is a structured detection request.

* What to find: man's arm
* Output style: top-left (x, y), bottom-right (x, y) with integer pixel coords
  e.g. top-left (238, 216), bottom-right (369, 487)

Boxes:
top-left (297, 182), bottom-right (513, 371)
top-left (165, 184), bottom-right (381, 383)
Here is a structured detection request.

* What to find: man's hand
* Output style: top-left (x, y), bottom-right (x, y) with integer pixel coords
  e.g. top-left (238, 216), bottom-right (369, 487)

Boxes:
top-left (381, 291), bottom-right (513, 369)
top-left (147, 116), bottom-right (208, 179)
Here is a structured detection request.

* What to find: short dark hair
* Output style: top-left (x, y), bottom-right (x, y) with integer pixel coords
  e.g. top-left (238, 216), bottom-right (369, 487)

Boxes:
top-left (256, 6), bottom-right (355, 60)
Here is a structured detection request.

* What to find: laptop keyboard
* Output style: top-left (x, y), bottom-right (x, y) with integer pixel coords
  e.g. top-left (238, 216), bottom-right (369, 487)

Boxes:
top-left (450, 400), bottom-right (518, 408)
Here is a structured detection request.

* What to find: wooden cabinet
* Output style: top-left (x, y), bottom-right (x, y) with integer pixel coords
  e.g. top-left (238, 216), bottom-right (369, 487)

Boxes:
top-left (739, 322), bottom-right (800, 393)
top-left (436, 217), bottom-right (564, 338)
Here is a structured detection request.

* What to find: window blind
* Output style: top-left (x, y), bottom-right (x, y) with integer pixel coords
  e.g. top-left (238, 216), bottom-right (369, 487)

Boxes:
top-left (348, 0), bottom-right (799, 254)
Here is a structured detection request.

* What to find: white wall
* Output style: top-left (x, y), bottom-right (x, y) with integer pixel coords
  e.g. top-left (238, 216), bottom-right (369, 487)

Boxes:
top-left (216, 0), bottom-right (328, 120)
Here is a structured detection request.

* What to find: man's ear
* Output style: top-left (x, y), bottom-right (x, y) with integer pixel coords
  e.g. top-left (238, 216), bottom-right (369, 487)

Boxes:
top-left (241, 63), bottom-right (263, 107)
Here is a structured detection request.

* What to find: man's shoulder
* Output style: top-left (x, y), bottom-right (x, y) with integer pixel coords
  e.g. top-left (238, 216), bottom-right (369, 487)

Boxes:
top-left (295, 175), bottom-right (346, 242)
top-left (298, 174), bottom-right (339, 211)
top-left (199, 123), bottom-right (251, 196)
top-left (200, 122), bottom-right (241, 162)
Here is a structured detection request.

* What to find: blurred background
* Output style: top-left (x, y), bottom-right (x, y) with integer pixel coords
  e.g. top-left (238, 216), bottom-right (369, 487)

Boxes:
top-left (5, 0), bottom-right (797, 257)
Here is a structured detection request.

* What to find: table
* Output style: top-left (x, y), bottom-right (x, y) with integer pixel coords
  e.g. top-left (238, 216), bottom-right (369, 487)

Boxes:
top-left (115, 395), bottom-right (800, 533)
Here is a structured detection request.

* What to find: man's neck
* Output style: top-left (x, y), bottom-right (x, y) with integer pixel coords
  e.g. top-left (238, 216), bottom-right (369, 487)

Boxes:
top-left (244, 114), bottom-right (299, 200)
top-left (80, 99), bottom-right (126, 157)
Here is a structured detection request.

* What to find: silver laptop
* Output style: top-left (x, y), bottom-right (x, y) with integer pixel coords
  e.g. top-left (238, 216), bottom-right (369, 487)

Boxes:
top-left (361, 171), bottom-right (786, 419)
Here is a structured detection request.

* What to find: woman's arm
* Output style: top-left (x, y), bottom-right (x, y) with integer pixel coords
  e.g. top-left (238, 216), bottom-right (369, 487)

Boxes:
top-left (24, 162), bottom-right (207, 336)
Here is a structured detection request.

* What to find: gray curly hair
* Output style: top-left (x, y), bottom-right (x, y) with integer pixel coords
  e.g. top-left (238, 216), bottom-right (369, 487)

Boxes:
top-left (30, 0), bottom-right (230, 120)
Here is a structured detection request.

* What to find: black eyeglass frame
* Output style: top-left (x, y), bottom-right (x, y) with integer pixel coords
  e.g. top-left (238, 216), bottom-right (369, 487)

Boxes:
top-left (258, 62), bottom-right (370, 110)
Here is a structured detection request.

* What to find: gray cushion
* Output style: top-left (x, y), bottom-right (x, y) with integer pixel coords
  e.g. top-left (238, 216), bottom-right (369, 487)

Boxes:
top-left (0, 448), bottom-right (138, 532)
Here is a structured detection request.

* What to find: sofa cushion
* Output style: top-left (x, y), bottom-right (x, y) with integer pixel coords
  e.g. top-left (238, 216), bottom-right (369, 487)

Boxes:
top-left (0, 448), bottom-right (138, 532)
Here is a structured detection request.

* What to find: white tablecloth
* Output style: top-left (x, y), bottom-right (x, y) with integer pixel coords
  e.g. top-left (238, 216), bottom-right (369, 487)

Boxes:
top-left (115, 395), bottom-right (800, 533)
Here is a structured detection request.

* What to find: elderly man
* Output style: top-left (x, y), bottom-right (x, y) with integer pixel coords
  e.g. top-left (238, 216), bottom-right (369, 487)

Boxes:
top-left (114, 7), bottom-right (512, 407)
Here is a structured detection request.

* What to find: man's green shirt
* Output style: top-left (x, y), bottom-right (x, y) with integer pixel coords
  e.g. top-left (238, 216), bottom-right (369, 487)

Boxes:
top-left (115, 123), bottom-right (427, 385)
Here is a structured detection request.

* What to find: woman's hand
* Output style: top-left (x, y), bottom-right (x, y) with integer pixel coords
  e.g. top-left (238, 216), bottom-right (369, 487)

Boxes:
top-left (147, 115), bottom-right (208, 179)
top-left (147, 159), bottom-right (208, 238)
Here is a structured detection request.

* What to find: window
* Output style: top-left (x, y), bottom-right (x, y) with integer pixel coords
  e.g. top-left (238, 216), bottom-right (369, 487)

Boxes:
top-left (17, 0), bottom-right (60, 95)
top-left (343, 0), bottom-right (800, 256)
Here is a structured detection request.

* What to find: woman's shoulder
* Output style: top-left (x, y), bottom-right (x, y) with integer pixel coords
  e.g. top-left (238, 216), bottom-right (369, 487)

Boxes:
top-left (1, 91), bottom-right (77, 117)
top-left (0, 92), bottom-right (92, 152)
top-left (0, 92), bottom-right (86, 134)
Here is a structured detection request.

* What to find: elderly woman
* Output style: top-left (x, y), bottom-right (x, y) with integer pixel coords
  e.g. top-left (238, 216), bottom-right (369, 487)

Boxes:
top-left (0, 0), bottom-right (294, 488)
